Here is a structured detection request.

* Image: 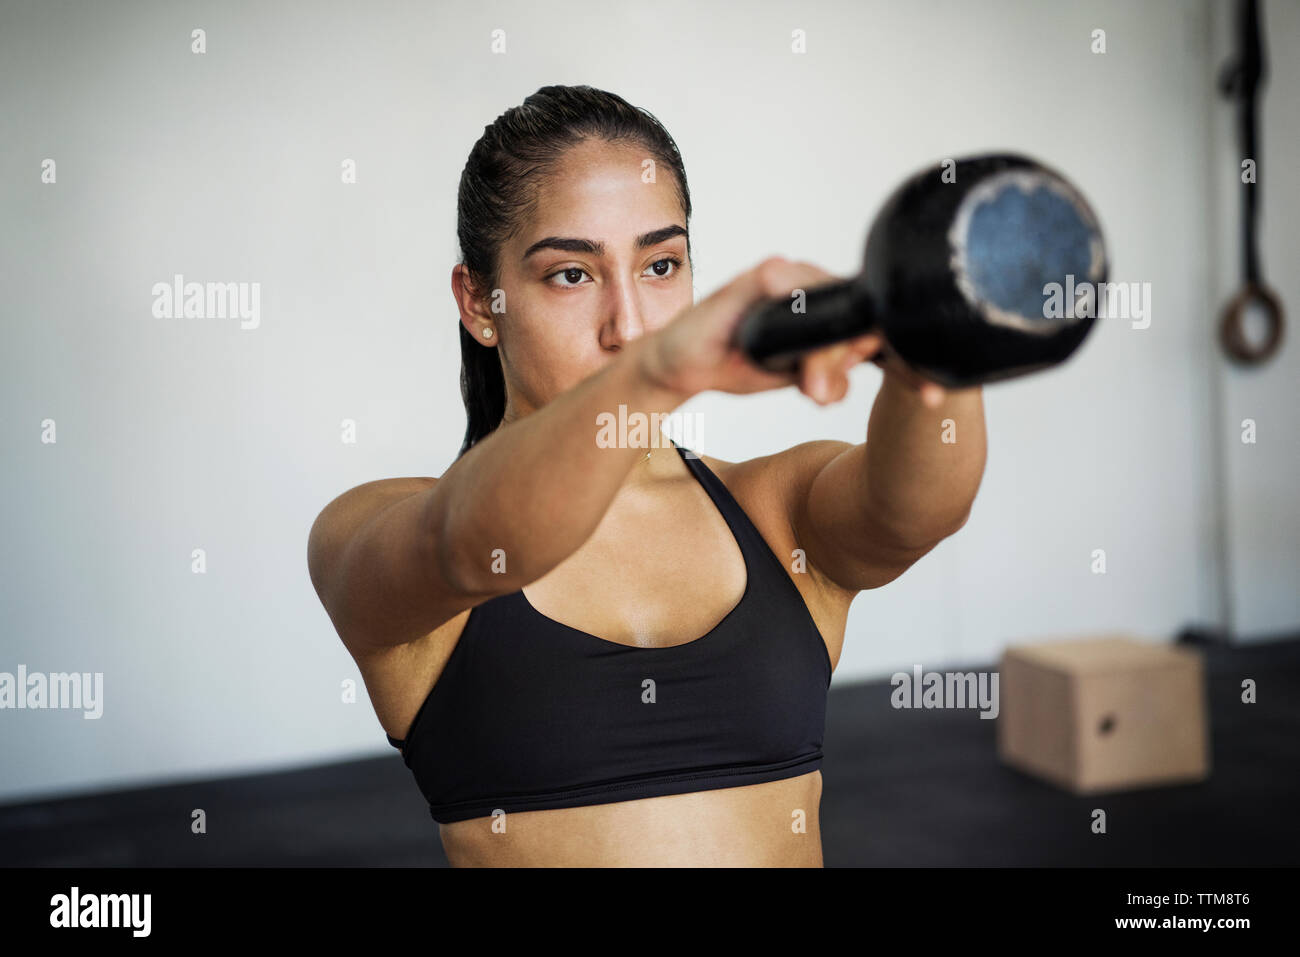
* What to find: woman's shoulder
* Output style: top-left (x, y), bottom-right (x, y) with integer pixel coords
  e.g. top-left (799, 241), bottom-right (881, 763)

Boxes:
top-left (308, 475), bottom-right (444, 629)
top-left (694, 440), bottom-right (854, 503)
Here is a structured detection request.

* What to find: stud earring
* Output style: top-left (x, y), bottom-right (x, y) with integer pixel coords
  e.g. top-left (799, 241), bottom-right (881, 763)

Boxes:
top-left (481, 327), bottom-right (494, 340)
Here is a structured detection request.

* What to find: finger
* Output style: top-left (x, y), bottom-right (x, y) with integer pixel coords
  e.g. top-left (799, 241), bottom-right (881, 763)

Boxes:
top-left (754, 257), bottom-right (845, 307)
top-left (832, 369), bottom-right (852, 403)
top-left (702, 257), bottom-right (799, 342)
top-left (840, 334), bottom-right (882, 369)
top-left (813, 334), bottom-right (882, 375)
top-left (787, 259), bottom-right (841, 288)
top-left (845, 332), bottom-right (884, 352)
top-left (723, 348), bottom-right (802, 393)
top-left (801, 369), bottom-right (845, 405)
top-left (798, 349), bottom-right (844, 402)
top-left (801, 333), bottom-right (885, 399)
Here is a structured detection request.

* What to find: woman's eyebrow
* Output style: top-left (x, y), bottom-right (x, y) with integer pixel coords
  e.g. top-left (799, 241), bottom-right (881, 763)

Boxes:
top-left (521, 224), bottom-right (687, 261)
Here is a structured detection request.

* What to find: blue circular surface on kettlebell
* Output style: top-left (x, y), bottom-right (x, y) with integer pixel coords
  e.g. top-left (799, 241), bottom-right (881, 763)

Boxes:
top-left (963, 181), bottom-right (1095, 323)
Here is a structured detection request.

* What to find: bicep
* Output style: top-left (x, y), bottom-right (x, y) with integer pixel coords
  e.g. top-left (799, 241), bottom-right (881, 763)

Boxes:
top-left (782, 440), bottom-right (941, 594)
top-left (307, 477), bottom-right (473, 654)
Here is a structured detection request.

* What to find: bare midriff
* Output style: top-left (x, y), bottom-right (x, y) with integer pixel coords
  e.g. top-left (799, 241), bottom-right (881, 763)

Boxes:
top-left (436, 769), bottom-right (823, 867)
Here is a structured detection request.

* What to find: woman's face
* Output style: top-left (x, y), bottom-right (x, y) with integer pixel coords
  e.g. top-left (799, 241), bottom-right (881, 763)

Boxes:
top-left (457, 138), bottom-right (694, 419)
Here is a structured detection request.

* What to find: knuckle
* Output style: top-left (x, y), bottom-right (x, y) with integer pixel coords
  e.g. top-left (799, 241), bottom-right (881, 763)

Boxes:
top-left (756, 256), bottom-right (790, 294)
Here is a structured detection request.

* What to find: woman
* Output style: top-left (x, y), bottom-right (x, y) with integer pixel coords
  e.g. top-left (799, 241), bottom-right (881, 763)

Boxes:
top-left (307, 84), bottom-right (987, 866)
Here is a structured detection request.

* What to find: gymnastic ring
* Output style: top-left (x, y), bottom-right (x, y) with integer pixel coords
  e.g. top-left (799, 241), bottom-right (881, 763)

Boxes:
top-left (1219, 281), bottom-right (1285, 365)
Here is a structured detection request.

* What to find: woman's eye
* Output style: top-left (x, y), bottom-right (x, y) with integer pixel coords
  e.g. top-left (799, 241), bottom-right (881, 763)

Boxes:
top-left (547, 267), bottom-right (591, 288)
top-left (646, 257), bottom-right (683, 279)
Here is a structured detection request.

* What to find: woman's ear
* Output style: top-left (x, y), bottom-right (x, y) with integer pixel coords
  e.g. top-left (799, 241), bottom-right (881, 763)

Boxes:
top-left (451, 263), bottom-right (498, 345)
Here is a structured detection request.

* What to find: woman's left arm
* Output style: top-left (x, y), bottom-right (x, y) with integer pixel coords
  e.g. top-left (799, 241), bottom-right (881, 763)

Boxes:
top-left (787, 364), bottom-right (987, 593)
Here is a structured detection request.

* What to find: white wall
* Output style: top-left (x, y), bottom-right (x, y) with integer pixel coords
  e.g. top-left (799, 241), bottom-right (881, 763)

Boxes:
top-left (2, 0), bottom-right (1294, 804)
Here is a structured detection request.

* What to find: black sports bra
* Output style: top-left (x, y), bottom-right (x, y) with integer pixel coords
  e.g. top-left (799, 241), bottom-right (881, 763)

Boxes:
top-left (385, 441), bottom-right (833, 824)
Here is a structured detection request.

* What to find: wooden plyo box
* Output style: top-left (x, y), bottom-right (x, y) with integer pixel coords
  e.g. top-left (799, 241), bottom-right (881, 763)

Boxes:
top-left (997, 636), bottom-right (1210, 793)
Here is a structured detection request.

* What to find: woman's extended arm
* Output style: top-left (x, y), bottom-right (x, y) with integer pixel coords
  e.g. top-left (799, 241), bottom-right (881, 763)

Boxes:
top-left (789, 371), bottom-right (987, 593)
top-left (308, 335), bottom-right (693, 652)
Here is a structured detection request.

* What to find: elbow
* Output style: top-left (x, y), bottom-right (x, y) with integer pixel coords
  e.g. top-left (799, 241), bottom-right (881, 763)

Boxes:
top-left (894, 509), bottom-right (971, 554)
top-left (950, 508), bottom-right (972, 534)
top-left (928, 508), bottom-right (972, 545)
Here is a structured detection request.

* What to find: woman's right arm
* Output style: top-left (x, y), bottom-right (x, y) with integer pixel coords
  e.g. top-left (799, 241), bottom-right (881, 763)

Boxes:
top-left (308, 333), bottom-right (698, 654)
top-left (307, 257), bottom-right (854, 654)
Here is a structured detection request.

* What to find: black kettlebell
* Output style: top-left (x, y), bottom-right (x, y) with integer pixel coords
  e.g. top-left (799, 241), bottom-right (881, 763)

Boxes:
top-left (734, 153), bottom-right (1109, 389)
